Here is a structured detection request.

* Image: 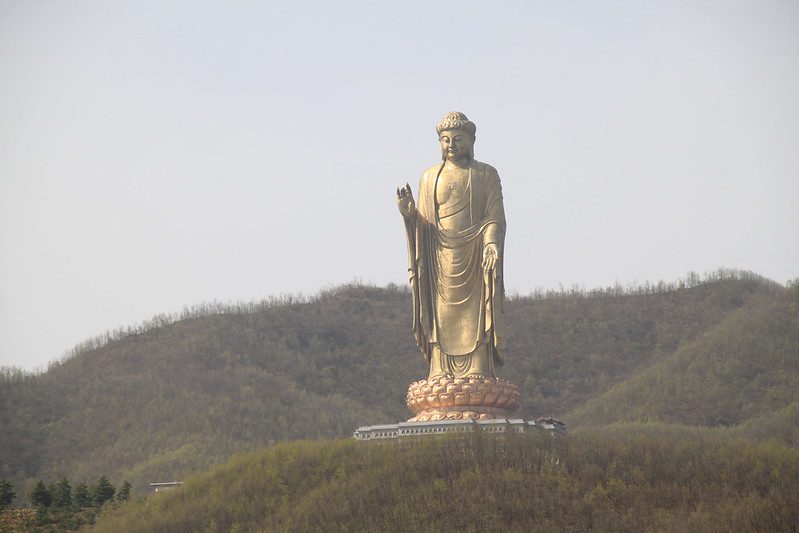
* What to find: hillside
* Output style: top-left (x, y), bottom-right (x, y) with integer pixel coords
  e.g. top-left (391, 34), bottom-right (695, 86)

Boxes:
top-left (1, 270), bottom-right (795, 499)
top-left (569, 286), bottom-right (799, 427)
top-left (93, 427), bottom-right (799, 532)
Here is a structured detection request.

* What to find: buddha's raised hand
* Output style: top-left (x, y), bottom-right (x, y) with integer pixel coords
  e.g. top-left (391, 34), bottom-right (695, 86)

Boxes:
top-left (396, 183), bottom-right (416, 220)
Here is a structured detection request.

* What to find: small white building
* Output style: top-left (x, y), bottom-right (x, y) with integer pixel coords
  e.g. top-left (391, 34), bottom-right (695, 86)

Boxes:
top-left (149, 481), bottom-right (183, 493)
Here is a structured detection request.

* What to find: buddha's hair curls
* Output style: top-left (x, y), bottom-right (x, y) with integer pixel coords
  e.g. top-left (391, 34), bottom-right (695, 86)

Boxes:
top-left (435, 111), bottom-right (476, 137)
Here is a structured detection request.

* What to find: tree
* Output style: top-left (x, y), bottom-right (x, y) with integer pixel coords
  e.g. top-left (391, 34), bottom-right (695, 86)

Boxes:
top-left (116, 480), bottom-right (132, 501)
top-left (29, 480), bottom-right (52, 508)
top-left (0, 479), bottom-right (15, 510)
top-left (52, 478), bottom-right (72, 508)
top-left (73, 482), bottom-right (91, 508)
top-left (93, 476), bottom-right (115, 506)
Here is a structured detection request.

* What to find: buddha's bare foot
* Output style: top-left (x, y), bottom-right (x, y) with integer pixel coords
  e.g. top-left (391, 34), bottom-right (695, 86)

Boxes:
top-left (466, 373), bottom-right (487, 379)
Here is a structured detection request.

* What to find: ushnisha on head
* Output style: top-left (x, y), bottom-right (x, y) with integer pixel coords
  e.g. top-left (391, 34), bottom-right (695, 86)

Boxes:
top-left (436, 111), bottom-right (476, 163)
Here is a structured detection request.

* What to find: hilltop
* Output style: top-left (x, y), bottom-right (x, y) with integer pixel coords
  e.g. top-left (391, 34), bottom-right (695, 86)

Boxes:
top-left (93, 427), bottom-right (799, 532)
top-left (1, 269), bottom-right (796, 499)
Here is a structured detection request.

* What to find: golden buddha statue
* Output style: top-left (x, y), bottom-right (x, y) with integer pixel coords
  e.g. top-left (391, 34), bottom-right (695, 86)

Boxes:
top-left (398, 112), bottom-right (519, 421)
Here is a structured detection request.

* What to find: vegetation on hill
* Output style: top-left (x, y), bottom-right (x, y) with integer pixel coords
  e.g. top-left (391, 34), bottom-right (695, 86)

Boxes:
top-left (93, 426), bottom-right (799, 532)
top-left (0, 269), bottom-right (794, 502)
top-left (0, 474), bottom-right (129, 530)
top-left (732, 401), bottom-right (799, 447)
top-left (569, 285), bottom-right (799, 427)
top-left (503, 271), bottom-right (786, 416)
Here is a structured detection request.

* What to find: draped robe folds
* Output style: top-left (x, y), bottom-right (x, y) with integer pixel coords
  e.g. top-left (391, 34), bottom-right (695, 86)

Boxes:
top-left (404, 160), bottom-right (506, 377)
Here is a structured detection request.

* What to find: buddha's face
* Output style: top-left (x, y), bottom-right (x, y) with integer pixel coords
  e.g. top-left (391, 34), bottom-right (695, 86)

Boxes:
top-left (439, 129), bottom-right (474, 163)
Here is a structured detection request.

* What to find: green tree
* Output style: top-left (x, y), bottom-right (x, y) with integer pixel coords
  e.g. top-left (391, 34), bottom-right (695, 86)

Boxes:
top-left (29, 480), bottom-right (52, 508)
top-left (116, 480), bottom-right (132, 501)
top-left (73, 482), bottom-right (91, 508)
top-left (93, 476), bottom-right (115, 506)
top-left (52, 477), bottom-right (72, 508)
top-left (0, 479), bottom-right (15, 510)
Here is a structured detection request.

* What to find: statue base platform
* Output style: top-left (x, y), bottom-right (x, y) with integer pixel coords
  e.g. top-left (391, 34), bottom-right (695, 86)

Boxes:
top-left (353, 417), bottom-right (565, 440)
top-left (406, 376), bottom-right (520, 422)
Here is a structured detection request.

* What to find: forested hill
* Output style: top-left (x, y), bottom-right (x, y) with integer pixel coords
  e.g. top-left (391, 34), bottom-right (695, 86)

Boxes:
top-left (1, 270), bottom-right (796, 497)
top-left (93, 428), bottom-right (799, 532)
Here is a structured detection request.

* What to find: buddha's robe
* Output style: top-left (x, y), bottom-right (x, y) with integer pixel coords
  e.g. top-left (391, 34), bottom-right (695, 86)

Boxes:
top-left (406, 159), bottom-right (506, 378)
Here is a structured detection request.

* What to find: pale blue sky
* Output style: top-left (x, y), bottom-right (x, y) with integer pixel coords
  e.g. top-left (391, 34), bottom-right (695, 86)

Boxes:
top-left (2, 1), bottom-right (798, 370)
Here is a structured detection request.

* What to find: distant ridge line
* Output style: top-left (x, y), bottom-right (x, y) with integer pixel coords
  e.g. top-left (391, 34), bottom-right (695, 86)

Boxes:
top-left (2, 267), bottom-right (780, 377)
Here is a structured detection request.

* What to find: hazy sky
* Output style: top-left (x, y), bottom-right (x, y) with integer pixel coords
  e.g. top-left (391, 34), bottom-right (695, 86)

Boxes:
top-left (1, 1), bottom-right (797, 370)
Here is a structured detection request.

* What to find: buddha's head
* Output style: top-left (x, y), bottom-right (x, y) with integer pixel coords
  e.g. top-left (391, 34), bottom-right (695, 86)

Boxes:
top-left (436, 111), bottom-right (476, 163)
